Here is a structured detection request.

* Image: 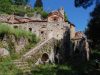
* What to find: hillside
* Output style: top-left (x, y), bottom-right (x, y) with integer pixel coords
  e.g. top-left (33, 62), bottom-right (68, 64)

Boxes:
top-left (0, 23), bottom-right (39, 57)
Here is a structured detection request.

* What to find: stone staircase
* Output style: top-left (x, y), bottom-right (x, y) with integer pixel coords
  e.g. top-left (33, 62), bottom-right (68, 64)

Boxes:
top-left (13, 60), bottom-right (31, 73)
top-left (13, 37), bottom-right (56, 73)
top-left (21, 37), bottom-right (56, 61)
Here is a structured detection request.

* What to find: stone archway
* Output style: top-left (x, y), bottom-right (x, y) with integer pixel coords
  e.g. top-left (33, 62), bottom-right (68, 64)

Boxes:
top-left (35, 53), bottom-right (50, 65)
top-left (41, 53), bottom-right (49, 62)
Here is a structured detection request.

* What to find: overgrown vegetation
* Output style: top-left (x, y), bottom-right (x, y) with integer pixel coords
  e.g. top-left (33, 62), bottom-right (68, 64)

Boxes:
top-left (0, 57), bottom-right (23, 75)
top-left (0, 0), bottom-right (49, 19)
top-left (0, 23), bottom-right (40, 74)
top-left (32, 7), bottom-right (49, 19)
top-left (31, 64), bottom-right (73, 75)
top-left (0, 23), bottom-right (39, 43)
top-left (0, 23), bottom-right (39, 60)
top-left (85, 4), bottom-right (100, 50)
top-left (64, 12), bottom-right (67, 21)
top-left (0, 0), bottom-right (29, 14)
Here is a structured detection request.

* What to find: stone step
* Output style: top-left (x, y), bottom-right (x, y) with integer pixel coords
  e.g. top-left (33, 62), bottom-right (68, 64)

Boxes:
top-left (15, 64), bottom-right (29, 67)
top-left (13, 62), bottom-right (28, 65)
top-left (23, 69), bottom-right (31, 73)
top-left (13, 60), bottom-right (31, 73)
top-left (22, 38), bottom-right (54, 59)
top-left (13, 60), bottom-right (28, 64)
top-left (20, 67), bottom-right (31, 70)
top-left (19, 67), bottom-right (31, 73)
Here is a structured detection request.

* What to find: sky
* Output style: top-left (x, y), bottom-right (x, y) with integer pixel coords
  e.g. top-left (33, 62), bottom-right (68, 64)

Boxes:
top-left (29, 0), bottom-right (96, 31)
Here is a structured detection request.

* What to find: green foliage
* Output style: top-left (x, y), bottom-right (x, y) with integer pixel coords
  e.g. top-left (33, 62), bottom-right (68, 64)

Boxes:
top-left (33, 7), bottom-right (49, 19)
top-left (0, 0), bottom-right (48, 18)
top-left (31, 64), bottom-right (73, 75)
top-left (0, 0), bottom-right (33, 15)
top-left (85, 4), bottom-right (100, 50)
top-left (0, 57), bottom-right (22, 75)
top-left (41, 11), bottom-right (49, 19)
top-left (34, 0), bottom-right (43, 8)
top-left (0, 0), bottom-right (12, 14)
top-left (75, 0), bottom-right (100, 8)
top-left (14, 0), bottom-right (29, 5)
top-left (64, 12), bottom-right (67, 21)
top-left (74, 0), bottom-right (95, 8)
top-left (7, 38), bottom-right (16, 55)
top-left (0, 42), bottom-right (4, 48)
top-left (12, 43), bottom-right (36, 60)
top-left (0, 23), bottom-right (39, 43)
top-left (0, 23), bottom-right (40, 60)
top-left (34, 0), bottom-right (46, 19)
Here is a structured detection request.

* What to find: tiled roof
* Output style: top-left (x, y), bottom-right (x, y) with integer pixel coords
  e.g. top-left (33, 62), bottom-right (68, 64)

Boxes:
top-left (7, 15), bottom-right (47, 24)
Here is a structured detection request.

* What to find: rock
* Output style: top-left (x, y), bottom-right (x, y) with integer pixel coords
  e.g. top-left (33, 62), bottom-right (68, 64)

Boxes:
top-left (0, 48), bottom-right (10, 56)
top-left (15, 37), bottom-right (27, 52)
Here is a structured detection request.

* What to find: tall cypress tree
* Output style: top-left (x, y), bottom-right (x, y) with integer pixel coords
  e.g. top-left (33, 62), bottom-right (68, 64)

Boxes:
top-left (34, 0), bottom-right (43, 8)
top-left (85, 4), bottom-right (100, 50)
top-left (74, 0), bottom-right (100, 8)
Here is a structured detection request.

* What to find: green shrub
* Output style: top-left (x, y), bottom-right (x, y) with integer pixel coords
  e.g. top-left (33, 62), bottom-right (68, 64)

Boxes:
top-left (64, 12), bottom-right (67, 21)
top-left (33, 7), bottom-right (49, 19)
top-left (31, 64), bottom-right (73, 75)
top-left (0, 57), bottom-right (23, 75)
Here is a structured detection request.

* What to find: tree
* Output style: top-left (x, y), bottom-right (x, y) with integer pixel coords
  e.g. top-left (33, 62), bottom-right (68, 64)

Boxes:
top-left (85, 4), bottom-right (100, 50)
top-left (74, 0), bottom-right (100, 8)
top-left (34, 0), bottom-right (43, 8)
top-left (14, 0), bottom-right (29, 5)
top-left (0, 0), bottom-right (12, 14)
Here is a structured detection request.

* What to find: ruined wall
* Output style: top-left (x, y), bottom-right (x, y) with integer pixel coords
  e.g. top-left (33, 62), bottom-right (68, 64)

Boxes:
top-left (8, 21), bottom-right (70, 41)
top-left (0, 14), bottom-right (9, 22)
top-left (21, 38), bottom-right (57, 64)
top-left (0, 34), bottom-right (28, 54)
top-left (47, 22), bottom-right (70, 40)
top-left (9, 22), bottom-right (48, 41)
top-left (70, 25), bottom-right (75, 39)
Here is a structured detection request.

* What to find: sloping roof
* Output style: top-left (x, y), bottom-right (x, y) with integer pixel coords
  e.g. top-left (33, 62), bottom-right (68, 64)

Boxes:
top-left (7, 15), bottom-right (47, 24)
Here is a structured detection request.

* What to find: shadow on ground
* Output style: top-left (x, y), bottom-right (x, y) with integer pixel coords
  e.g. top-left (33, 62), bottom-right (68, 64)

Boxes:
top-left (30, 51), bottom-right (100, 75)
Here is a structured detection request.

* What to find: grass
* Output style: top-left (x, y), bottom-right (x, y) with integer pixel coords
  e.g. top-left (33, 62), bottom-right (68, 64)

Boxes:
top-left (0, 23), bottom-right (39, 43)
top-left (31, 64), bottom-right (75, 75)
top-left (0, 23), bottom-right (40, 60)
top-left (0, 57), bottom-right (23, 75)
top-left (0, 49), bottom-right (100, 75)
top-left (10, 43), bottom-right (36, 60)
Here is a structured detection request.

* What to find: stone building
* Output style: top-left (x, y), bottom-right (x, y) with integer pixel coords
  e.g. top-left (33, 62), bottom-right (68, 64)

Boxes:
top-left (0, 8), bottom-right (75, 41)
top-left (0, 8), bottom-right (90, 63)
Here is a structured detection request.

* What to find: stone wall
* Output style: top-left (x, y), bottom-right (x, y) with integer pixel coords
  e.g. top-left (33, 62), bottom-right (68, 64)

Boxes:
top-left (0, 14), bottom-right (9, 22)
top-left (0, 34), bottom-right (28, 55)
top-left (70, 25), bottom-right (75, 39)
top-left (21, 38), bottom-right (57, 64)
top-left (8, 21), bottom-right (70, 41)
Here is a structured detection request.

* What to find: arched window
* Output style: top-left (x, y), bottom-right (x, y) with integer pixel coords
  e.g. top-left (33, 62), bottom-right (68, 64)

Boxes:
top-left (53, 17), bottom-right (58, 22)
